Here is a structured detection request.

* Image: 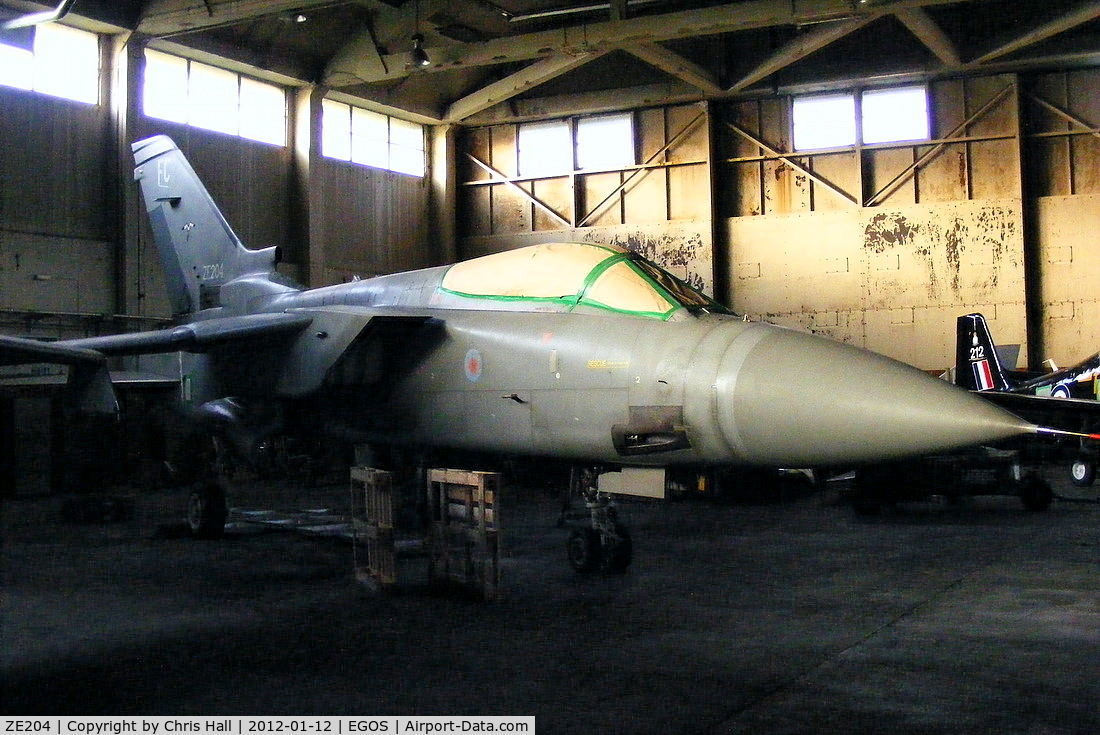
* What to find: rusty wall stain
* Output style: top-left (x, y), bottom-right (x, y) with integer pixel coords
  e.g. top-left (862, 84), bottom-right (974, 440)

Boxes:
top-left (602, 231), bottom-right (708, 292)
top-left (862, 206), bottom-right (1018, 299)
top-left (863, 213), bottom-right (919, 253)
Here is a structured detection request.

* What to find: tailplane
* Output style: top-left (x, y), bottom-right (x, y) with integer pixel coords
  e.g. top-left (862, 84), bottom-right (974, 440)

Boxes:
top-left (955, 313), bottom-right (1014, 391)
top-left (131, 136), bottom-right (293, 317)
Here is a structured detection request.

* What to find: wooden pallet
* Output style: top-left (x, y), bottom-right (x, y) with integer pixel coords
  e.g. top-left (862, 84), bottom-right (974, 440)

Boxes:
top-left (426, 468), bottom-right (501, 600)
top-left (350, 466), bottom-right (396, 591)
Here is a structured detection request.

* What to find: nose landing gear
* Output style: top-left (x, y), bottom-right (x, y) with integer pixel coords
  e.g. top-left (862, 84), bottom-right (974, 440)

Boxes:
top-left (562, 467), bottom-right (633, 574)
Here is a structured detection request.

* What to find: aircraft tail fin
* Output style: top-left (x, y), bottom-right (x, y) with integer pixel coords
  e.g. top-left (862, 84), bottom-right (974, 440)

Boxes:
top-left (955, 313), bottom-right (1014, 391)
top-left (131, 136), bottom-right (287, 317)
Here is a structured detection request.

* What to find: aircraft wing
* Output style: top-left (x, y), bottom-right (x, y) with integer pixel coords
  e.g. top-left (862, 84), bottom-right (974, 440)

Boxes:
top-left (0, 313), bottom-right (317, 413)
top-left (63, 313), bottom-right (316, 356)
top-left (0, 312), bottom-right (315, 366)
top-left (0, 335), bottom-right (107, 366)
top-left (974, 390), bottom-right (1100, 434)
top-left (275, 308), bottom-right (437, 397)
top-left (1, 308), bottom-right (437, 403)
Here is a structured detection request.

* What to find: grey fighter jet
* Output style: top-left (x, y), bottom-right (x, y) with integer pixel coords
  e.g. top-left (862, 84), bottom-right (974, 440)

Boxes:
top-left (1, 136), bottom-right (1037, 566)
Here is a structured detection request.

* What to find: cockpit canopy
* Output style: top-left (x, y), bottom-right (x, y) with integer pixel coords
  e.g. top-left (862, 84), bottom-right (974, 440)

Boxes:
top-left (438, 242), bottom-right (731, 320)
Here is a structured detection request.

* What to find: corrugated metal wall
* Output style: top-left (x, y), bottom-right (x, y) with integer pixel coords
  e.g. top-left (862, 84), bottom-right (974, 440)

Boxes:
top-left (312, 160), bottom-right (432, 284)
top-left (0, 87), bottom-right (116, 318)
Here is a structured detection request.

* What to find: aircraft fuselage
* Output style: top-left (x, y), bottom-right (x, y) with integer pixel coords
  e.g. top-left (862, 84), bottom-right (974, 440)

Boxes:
top-left (174, 267), bottom-right (1032, 469)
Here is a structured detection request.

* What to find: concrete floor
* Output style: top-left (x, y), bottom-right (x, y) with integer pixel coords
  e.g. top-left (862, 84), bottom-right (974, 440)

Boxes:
top-left (3, 470), bottom-right (1100, 733)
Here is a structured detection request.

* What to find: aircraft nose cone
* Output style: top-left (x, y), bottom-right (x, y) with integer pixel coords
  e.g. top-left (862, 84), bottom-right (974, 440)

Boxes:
top-left (717, 325), bottom-right (1032, 466)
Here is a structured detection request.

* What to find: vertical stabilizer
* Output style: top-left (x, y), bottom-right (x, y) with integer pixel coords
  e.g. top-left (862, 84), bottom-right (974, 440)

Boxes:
top-left (132, 136), bottom-right (285, 317)
top-left (955, 313), bottom-right (1014, 391)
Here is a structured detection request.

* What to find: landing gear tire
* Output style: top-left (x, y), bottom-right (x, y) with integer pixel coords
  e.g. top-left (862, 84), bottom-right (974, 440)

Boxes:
top-left (187, 482), bottom-right (228, 539)
top-left (602, 524), bottom-right (632, 574)
top-left (1070, 457), bottom-right (1095, 487)
top-left (567, 527), bottom-right (602, 573)
top-left (1019, 474), bottom-right (1054, 512)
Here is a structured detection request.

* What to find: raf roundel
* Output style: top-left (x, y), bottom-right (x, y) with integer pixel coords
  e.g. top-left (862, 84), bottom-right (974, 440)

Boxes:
top-left (464, 348), bottom-right (483, 382)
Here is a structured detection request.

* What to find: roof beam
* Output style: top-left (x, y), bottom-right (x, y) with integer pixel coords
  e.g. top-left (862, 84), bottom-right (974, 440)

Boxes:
top-left (461, 81), bottom-right (703, 126)
top-left (729, 15), bottom-right (879, 93)
top-left (445, 51), bottom-right (605, 121)
top-left (623, 42), bottom-right (722, 94)
top-left (971, 1), bottom-right (1100, 65)
top-left (893, 7), bottom-right (960, 67)
top-left (137, 0), bottom-right (340, 37)
top-left (324, 0), bottom-right (969, 87)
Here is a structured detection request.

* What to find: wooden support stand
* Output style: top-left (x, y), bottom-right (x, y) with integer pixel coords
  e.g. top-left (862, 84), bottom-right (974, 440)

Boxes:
top-left (426, 468), bottom-right (501, 600)
top-left (350, 466), bottom-right (396, 592)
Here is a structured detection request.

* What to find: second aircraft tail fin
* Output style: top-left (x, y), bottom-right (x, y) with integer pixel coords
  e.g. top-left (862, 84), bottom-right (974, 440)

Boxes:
top-left (955, 313), bottom-right (1015, 391)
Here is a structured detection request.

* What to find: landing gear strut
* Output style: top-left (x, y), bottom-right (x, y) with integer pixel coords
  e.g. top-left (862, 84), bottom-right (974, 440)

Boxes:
top-left (561, 467), bottom-right (632, 573)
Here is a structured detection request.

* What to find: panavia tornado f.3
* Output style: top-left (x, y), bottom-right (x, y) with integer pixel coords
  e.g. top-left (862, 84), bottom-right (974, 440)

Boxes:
top-left (0, 136), bottom-right (1040, 571)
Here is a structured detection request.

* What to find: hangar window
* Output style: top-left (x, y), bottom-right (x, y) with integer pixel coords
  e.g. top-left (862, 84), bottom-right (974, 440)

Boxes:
top-left (793, 93), bottom-right (856, 150)
top-left (321, 99), bottom-right (425, 177)
top-left (142, 49), bottom-right (287, 146)
top-left (861, 87), bottom-right (929, 144)
top-left (793, 86), bottom-right (929, 151)
top-left (518, 114), bottom-right (635, 176)
top-left (0, 24), bottom-right (99, 104)
top-left (577, 113), bottom-right (635, 171)
top-left (518, 119), bottom-right (571, 177)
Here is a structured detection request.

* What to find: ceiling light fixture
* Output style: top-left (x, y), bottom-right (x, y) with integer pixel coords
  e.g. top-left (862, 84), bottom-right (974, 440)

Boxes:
top-left (411, 0), bottom-right (431, 67)
top-left (411, 33), bottom-right (431, 67)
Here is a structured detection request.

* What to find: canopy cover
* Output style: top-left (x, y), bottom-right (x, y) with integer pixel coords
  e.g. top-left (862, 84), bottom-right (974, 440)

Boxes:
top-left (440, 242), bottom-right (709, 319)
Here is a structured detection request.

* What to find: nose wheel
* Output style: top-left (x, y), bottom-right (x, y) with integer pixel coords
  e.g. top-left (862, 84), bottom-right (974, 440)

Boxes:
top-left (566, 528), bottom-right (602, 573)
top-left (562, 466), bottom-right (633, 574)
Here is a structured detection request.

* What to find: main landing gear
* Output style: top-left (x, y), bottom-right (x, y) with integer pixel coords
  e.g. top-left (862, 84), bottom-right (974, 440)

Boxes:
top-left (1070, 454), bottom-right (1096, 487)
top-left (561, 467), bottom-right (633, 574)
top-left (187, 480), bottom-right (228, 539)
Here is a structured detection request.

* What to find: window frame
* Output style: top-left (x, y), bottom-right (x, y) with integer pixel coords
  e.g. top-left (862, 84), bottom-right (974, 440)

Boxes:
top-left (518, 112), bottom-right (636, 178)
top-left (0, 23), bottom-right (100, 105)
top-left (792, 92), bottom-right (857, 151)
top-left (861, 86), bottom-right (930, 145)
top-left (142, 48), bottom-right (288, 147)
top-left (517, 119), bottom-right (571, 177)
top-left (792, 85), bottom-right (931, 152)
top-left (321, 99), bottom-right (426, 177)
top-left (576, 112), bottom-right (635, 172)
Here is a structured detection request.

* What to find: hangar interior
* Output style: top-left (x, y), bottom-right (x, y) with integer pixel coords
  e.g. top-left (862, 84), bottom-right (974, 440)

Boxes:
top-left (6, 1), bottom-right (1100, 728)
top-left (4, 0), bottom-right (1100, 497)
